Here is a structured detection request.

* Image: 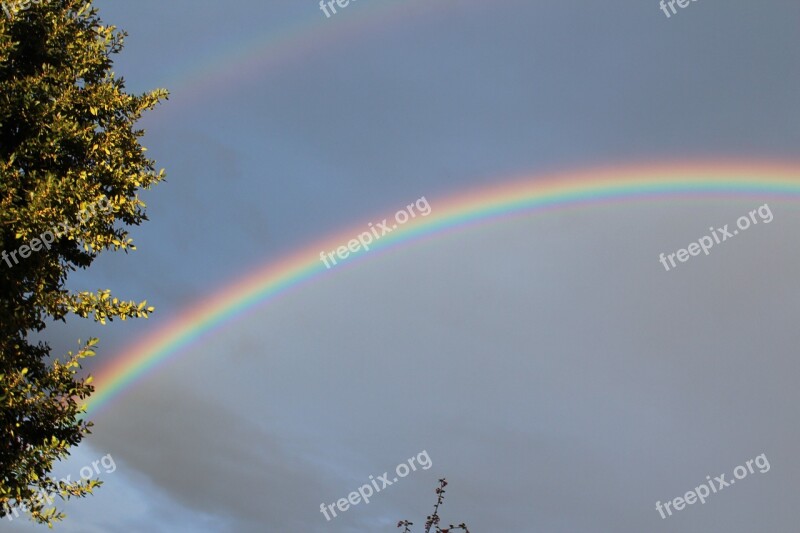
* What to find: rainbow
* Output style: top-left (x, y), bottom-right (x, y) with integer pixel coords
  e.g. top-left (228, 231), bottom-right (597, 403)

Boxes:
top-left (85, 161), bottom-right (800, 417)
top-left (158, 0), bottom-right (461, 108)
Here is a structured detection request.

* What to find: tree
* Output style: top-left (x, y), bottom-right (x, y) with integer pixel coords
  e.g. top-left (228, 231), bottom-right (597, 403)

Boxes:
top-left (0, 0), bottom-right (166, 524)
top-left (398, 479), bottom-right (470, 533)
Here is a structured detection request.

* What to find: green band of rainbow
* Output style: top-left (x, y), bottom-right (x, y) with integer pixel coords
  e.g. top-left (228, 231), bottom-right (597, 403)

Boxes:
top-left (85, 162), bottom-right (800, 417)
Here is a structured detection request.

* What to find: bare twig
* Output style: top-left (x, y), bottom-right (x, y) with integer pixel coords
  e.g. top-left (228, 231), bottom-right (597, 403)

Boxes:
top-left (398, 478), bottom-right (469, 533)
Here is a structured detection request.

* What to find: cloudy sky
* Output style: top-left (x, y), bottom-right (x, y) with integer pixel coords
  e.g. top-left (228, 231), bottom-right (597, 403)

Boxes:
top-left (8, 0), bottom-right (800, 531)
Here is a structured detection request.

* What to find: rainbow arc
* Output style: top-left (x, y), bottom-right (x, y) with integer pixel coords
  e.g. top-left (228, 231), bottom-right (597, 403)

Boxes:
top-left (86, 162), bottom-right (800, 417)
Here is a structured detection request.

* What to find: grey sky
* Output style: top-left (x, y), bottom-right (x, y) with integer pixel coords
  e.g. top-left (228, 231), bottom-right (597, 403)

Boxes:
top-left (8, 0), bottom-right (800, 531)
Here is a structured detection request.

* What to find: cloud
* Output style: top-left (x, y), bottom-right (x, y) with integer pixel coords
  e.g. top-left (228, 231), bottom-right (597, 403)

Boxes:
top-left (69, 203), bottom-right (800, 531)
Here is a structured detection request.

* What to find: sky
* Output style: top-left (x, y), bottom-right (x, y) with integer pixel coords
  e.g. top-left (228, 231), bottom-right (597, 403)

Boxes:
top-left (7, 0), bottom-right (800, 531)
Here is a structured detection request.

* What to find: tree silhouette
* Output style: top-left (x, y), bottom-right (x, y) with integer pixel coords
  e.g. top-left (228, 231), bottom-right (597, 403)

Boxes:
top-left (398, 478), bottom-right (470, 533)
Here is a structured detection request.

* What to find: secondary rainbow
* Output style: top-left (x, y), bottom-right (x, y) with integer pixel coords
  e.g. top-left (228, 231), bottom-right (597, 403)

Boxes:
top-left (85, 162), bottom-right (800, 417)
top-left (160, 0), bottom-right (463, 108)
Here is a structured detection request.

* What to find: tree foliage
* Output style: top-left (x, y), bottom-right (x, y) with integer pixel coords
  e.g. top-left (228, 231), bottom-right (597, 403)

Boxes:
top-left (0, 0), bottom-right (165, 524)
